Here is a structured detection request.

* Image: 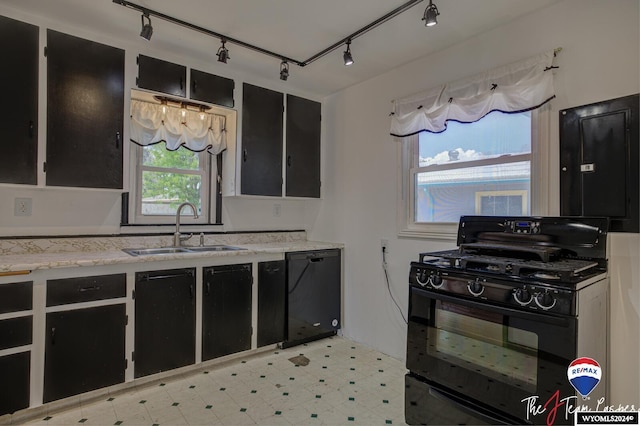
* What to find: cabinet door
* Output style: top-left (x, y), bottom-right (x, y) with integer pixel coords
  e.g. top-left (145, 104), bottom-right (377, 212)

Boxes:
top-left (0, 352), bottom-right (30, 416)
top-left (46, 30), bottom-right (124, 189)
top-left (560, 93), bottom-right (639, 232)
top-left (0, 281), bottom-right (32, 314)
top-left (241, 83), bottom-right (283, 196)
top-left (43, 304), bottom-right (126, 403)
top-left (190, 69), bottom-right (234, 107)
top-left (135, 268), bottom-right (196, 378)
top-left (286, 95), bottom-right (321, 198)
top-left (202, 264), bottom-right (252, 360)
top-left (258, 260), bottom-right (285, 347)
top-left (137, 55), bottom-right (186, 97)
top-left (0, 16), bottom-right (38, 185)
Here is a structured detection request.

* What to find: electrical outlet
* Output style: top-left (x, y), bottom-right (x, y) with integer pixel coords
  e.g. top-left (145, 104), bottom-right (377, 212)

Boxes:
top-left (273, 203), bottom-right (281, 217)
top-left (381, 239), bottom-right (389, 252)
top-left (14, 198), bottom-right (32, 217)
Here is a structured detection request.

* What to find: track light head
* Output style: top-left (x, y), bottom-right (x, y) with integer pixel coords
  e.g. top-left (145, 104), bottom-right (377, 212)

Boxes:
top-left (280, 61), bottom-right (290, 81)
top-left (423, 0), bottom-right (439, 27)
top-left (217, 39), bottom-right (229, 63)
top-left (140, 13), bottom-right (153, 40)
top-left (343, 40), bottom-right (354, 66)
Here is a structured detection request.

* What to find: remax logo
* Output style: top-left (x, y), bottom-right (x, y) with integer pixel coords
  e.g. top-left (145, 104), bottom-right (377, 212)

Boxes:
top-left (567, 357), bottom-right (601, 398)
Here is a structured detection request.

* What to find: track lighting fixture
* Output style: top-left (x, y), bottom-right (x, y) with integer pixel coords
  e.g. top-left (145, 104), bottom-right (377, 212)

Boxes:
top-left (139, 13), bottom-right (153, 40)
top-left (343, 40), bottom-right (354, 66)
top-left (423, 0), bottom-right (439, 27)
top-left (217, 39), bottom-right (229, 63)
top-left (280, 61), bottom-right (290, 81)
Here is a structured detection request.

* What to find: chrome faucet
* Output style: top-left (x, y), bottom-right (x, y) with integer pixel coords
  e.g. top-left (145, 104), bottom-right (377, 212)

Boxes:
top-left (174, 202), bottom-right (198, 247)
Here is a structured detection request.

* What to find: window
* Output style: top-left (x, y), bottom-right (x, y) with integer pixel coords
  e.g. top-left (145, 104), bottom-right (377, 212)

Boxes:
top-left (135, 143), bottom-right (211, 222)
top-left (399, 109), bottom-right (548, 239)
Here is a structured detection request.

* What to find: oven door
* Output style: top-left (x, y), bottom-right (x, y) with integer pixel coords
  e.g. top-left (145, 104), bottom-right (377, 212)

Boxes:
top-left (406, 285), bottom-right (577, 425)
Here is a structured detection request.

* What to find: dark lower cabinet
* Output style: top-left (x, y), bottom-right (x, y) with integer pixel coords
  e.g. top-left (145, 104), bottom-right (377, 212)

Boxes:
top-left (135, 268), bottom-right (196, 378)
top-left (285, 250), bottom-right (341, 348)
top-left (0, 16), bottom-right (38, 185)
top-left (257, 260), bottom-right (286, 347)
top-left (202, 264), bottom-right (252, 360)
top-left (46, 30), bottom-right (124, 189)
top-left (43, 304), bottom-right (126, 403)
top-left (0, 352), bottom-right (30, 416)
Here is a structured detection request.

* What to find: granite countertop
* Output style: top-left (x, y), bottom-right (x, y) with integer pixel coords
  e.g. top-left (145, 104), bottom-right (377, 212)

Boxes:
top-left (0, 234), bottom-right (343, 274)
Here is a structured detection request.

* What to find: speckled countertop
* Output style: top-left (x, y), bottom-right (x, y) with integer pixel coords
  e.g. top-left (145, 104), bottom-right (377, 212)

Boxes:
top-left (0, 232), bottom-right (343, 273)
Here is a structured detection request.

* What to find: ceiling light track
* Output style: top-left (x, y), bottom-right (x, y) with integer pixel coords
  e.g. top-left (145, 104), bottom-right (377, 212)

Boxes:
top-left (113, 0), bottom-right (425, 68)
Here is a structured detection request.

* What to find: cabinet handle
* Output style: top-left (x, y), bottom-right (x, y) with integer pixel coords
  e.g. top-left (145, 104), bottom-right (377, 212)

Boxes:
top-left (206, 281), bottom-right (210, 295)
top-left (192, 79), bottom-right (198, 93)
top-left (179, 76), bottom-right (184, 91)
top-left (28, 120), bottom-right (35, 138)
top-left (190, 284), bottom-right (194, 299)
top-left (243, 149), bottom-right (248, 162)
top-left (51, 327), bottom-right (56, 346)
top-left (79, 285), bottom-right (102, 292)
top-left (287, 155), bottom-right (292, 167)
top-left (116, 132), bottom-right (121, 149)
top-left (309, 257), bottom-right (324, 263)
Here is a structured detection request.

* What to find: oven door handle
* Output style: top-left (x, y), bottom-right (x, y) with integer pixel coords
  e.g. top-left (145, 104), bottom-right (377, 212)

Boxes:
top-left (414, 287), bottom-right (571, 326)
top-left (428, 386), bottom-right (512, 425)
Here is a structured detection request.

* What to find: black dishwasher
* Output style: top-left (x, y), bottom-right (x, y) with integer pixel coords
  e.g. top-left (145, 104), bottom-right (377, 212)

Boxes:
top-left (284, 249), bottom-right (341, 348)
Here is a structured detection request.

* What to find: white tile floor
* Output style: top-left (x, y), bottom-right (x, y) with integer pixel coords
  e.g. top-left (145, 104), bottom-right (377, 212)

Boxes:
top-left (24, 337), bottom-right (408, 425)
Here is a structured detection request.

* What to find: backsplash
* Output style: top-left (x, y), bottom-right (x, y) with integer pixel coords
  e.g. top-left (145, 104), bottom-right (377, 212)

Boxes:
top-left (0, 231), bottom-right (307, 256)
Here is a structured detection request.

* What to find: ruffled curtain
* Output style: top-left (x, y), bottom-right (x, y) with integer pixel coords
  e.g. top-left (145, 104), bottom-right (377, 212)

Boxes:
top-left (130, 100), bottom-right (226, 154)
top-left (390, 50), bottom-right (557, 137)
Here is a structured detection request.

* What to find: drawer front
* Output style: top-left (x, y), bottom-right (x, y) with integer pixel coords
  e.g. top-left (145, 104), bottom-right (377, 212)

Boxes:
top-left (0, 281), bottom-right (33, 314)
top-left (0, 316), bottom-right (32, 350)
top-left (47, 274), bottom-right (126, 306)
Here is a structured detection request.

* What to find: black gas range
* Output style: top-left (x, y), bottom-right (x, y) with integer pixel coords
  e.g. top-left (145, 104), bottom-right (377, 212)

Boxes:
top-left (405, 216), bottom-right (609, 425)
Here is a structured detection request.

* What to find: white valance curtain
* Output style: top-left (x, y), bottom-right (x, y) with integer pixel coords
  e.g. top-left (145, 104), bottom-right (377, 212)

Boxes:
top-left (130, 100), bottom-right (226, 154)
top-left (390, 50), bottom-right (557, 137)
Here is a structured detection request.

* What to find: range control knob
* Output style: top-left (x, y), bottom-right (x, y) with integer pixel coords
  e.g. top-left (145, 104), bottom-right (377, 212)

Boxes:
top-left (467, 279), bottom-right (485, 297)
top-left (534, 291), bottom-right (557, 310)
top-left (430, 274), bottom-right (444, 289)
top-left (513, 287), bottom-right (533, 306)
top-left (415, 269), bottom-right (428, 286)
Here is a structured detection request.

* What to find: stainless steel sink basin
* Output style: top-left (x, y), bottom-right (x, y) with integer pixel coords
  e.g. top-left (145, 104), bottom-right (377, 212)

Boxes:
top-left (122, 247), bottom-right (191, 256)
top-left (123, 245), bottom-right (245, 256)
top-left (184, 245), bottom-right (246, 252)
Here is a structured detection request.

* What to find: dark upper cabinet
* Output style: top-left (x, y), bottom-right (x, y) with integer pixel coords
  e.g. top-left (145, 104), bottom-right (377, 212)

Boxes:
top-left (134, 268), bottom-right (196, 378)
top-left (137, 55), bottom-right (187, 97)
top-left (46, 30), bottom-right (124, 189)
top-left (286, 94), bottom-right (321, 198)
top-left (241, 83), bottom-right (283, 196)
top-left (202, 264), bottom-right (252, 360)
top-left (0, 16), bottom-right (38, 185)
top-left (560, 93), bottom-right (639, 233)
top-left (257, 260), bottom-right (286, 347)
top-left (190, 69), bottom-right (234, 107)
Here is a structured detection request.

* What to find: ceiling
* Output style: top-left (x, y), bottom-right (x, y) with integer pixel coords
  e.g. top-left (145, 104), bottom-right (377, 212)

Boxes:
top-left (2, 0), bottom-right (562, 97)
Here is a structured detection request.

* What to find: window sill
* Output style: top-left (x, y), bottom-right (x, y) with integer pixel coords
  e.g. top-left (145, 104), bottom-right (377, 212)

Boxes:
top-left (398, 223), bottom-right (459, 241)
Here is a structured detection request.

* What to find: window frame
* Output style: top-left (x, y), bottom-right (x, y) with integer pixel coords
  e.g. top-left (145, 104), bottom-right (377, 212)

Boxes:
top-left (397, 107), bottom-right (550, 240)
top-left (129, 143), bottom-right (216, 225)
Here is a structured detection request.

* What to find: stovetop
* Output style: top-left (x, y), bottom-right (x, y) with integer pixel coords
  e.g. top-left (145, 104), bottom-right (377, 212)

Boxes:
top-left (418, 249), bottom-right (602, 284)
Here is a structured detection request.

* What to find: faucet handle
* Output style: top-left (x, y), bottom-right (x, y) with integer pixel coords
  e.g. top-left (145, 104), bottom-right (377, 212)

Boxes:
top-left (199, 232), bottom-right (205, 246)
top-left (180, 233), bottom-right (193, 242)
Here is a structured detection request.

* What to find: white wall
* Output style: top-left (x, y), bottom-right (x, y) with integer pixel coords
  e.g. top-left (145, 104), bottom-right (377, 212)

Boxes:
top-left (311, 0), bottom-right (640, 406)
top-left (0, 4), bottom-right (319, 236)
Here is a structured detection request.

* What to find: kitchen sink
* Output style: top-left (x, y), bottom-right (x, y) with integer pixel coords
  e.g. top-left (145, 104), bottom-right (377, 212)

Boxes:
top-left (122, 245), bottom-right (245, 256)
